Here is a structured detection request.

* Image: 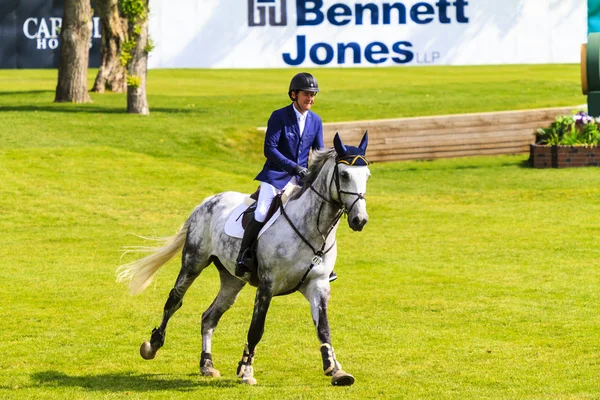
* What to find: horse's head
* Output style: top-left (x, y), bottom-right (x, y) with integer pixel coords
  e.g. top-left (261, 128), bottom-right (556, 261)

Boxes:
top-left (332, 131), bottom-right (370, 231)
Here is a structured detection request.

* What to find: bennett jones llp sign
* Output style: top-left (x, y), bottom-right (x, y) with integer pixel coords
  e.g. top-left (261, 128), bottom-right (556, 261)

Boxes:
top-left (249, 0), bottom-right (468, 66)
top-left (146, 0), bottom-right (584, 68)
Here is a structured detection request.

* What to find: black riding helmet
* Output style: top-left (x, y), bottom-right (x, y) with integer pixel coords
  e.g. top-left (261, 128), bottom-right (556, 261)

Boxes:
top-left (288, 72), bottom-right (319, 101)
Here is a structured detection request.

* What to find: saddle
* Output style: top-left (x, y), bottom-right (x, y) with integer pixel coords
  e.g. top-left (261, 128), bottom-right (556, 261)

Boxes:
top-left (224, 184), bottom-right (299, 240)
top-left (239, 185), bottom-right (296, 230)
top-left (236, 186), bottom-right (295, 286)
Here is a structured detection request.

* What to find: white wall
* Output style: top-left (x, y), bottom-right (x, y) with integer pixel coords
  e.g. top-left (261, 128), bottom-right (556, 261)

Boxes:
top-left (147, 0), bottom-right (586, 69)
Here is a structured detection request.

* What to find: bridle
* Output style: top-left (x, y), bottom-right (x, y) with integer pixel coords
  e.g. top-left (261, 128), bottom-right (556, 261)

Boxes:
top-left (308, 160), bottom-right (367, 217)
top-left (277, 155), bottom-right (369, 295)
top-left (331, 155), bottom-right (369, 215)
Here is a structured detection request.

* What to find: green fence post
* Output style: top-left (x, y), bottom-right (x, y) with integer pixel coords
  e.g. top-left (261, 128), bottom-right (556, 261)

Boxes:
top-left (585, 33), bottom-right (600, 116)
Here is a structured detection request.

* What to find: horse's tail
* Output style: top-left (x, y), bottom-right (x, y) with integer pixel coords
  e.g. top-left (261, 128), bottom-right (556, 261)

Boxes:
top-left (116, 219), bottom-right (191, 295)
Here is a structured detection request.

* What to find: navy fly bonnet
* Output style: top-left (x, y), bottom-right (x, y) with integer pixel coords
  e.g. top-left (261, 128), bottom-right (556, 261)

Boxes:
top-left (333, 131), bottom-right (370, 166)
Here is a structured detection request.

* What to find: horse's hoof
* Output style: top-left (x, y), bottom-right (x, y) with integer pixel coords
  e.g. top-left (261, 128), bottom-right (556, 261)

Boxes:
top-left (201, 366), bottom-right (221, 377)
top-left (140, 341), bottom-right (156, 360)
top-left (331, 370), bottom-right (355, 386)
top-left (241, 376), bottom-right (257, 385)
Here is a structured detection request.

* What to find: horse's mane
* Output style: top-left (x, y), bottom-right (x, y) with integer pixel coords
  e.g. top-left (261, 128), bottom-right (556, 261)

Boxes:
top-left (290, 147), bottom-right (336, 200)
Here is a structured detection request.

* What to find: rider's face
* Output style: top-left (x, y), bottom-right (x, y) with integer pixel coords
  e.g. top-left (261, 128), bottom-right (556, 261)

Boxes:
top-left (294, 90), bottom-right (316, 112)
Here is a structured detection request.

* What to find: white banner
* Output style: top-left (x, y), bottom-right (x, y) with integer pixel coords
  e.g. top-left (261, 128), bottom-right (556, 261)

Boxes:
top-left (147, 0), bottom-right (586, 69)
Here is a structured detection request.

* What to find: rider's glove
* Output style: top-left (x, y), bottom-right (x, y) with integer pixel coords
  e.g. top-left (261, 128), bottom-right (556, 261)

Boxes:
top-left (294, 165), bottom-right (309, 179)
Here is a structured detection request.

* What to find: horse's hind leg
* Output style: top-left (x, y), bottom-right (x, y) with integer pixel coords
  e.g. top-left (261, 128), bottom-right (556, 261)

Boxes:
top-left (140, 241), bottom-right (210, 360)
top-left (302, 280), bottom-right (355, 386)
top-left (199, 258), bottom-right (246, 377)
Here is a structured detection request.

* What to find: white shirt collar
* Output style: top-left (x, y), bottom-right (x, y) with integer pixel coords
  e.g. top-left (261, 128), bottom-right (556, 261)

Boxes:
top-left (292, 104), bottom-right (308, 137)
top-left (293, 104), bottom-right (307, 121)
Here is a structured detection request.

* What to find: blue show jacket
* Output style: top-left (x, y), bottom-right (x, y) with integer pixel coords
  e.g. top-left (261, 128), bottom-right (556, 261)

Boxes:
top-left (255, 103), bottom-right (324, 189)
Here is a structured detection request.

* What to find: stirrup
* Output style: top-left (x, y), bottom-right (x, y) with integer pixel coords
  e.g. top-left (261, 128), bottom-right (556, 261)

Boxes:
top-left (235, 261), bottom-right (251, 277)
top-left (235, 249), bottom-right (252, 277)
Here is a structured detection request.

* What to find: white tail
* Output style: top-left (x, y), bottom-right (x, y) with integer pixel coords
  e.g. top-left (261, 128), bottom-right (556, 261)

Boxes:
top-left (116, 220), bottom-right (191, 295)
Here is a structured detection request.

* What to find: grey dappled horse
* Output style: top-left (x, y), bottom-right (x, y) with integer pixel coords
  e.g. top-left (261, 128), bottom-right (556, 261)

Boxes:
top-left (117, 132), bottom-right (370, 386)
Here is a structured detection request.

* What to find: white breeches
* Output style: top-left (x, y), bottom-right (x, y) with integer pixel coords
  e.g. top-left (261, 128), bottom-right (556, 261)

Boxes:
top-left (255, 178), bottom-right (298, 222)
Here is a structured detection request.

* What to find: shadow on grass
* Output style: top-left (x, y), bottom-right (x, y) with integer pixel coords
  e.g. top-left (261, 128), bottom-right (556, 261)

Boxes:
top-left (0, 90), bottom-right (54, 96)
top-left (0, 104), bottom-right (125, 114)
top-left (391, 158), bottom-right (531, 172)
top-left (453, 159), bottom-right (533, 170)
top-left (0, 104), bottom-right (205, 115)
top-left (31, 370), bottom-right (238, 392)
top-left (517, 159), bottom-right (533, 168)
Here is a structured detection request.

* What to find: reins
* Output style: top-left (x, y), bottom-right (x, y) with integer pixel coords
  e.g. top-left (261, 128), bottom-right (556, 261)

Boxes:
top-left (276, 160), bottom-right (367, 296)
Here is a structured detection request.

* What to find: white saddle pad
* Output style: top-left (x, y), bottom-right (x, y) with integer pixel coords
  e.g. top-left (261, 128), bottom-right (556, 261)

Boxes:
top-left (224, 185), bottom-right (298, 239)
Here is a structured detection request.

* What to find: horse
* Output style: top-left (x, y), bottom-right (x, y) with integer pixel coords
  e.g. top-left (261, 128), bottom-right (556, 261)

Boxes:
top-left (116, 132), bottom-right (371, 386)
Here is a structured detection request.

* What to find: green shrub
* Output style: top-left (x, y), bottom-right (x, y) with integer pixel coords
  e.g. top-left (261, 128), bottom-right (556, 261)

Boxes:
top-left (536, 111), bottom-right (600, 145)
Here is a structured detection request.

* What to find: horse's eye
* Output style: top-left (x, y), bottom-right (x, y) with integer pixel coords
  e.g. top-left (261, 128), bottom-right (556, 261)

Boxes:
top-left (341, 171), bottom-right (350, 180)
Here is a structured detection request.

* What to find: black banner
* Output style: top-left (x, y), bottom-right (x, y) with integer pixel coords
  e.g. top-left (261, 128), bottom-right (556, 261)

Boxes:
top-left (0, 0), bottom-right (101, 69)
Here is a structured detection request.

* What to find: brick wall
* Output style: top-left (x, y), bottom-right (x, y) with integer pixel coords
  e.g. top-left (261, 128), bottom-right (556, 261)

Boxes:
top-left (530, 145), bottom-right (600, 168)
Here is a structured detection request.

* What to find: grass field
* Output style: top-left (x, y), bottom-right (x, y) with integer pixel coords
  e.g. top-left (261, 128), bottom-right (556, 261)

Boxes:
top-left (1, 65), bottom-right (599, 399)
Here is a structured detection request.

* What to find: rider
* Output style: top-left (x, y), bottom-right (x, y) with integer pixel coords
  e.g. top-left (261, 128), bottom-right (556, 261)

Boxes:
top-left (235, 72), bottom-right (337, 281)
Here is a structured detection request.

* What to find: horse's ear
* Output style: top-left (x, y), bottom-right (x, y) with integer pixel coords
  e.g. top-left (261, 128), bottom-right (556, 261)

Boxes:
top-left (359, 130), bottom-right (368, 152)
top-left (334, 132), bottom-right (347, 156)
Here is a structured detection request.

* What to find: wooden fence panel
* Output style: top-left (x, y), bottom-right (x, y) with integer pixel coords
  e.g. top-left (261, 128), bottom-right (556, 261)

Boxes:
top-left (322, 106), bottom-right (580, 162)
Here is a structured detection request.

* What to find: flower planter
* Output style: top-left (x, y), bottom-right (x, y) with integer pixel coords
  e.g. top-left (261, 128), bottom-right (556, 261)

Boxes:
top-left (530, 144), bottom-right (600, 168)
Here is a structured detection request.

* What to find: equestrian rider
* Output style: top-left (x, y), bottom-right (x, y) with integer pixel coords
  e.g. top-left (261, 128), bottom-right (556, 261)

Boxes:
top-left (235, 72), bottom-right (337, 281)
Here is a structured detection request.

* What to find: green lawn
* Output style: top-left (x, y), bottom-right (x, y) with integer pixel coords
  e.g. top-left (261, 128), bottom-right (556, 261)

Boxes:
top-left (1, 65), bottom-right (599, 399)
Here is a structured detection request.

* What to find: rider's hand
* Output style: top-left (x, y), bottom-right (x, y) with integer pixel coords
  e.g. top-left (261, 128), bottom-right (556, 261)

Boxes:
top-left (294, 165), bottom-right (309, 179)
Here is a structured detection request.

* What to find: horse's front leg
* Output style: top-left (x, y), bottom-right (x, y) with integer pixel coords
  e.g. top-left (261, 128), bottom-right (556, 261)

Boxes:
top-left (302, 279), bottom-right (355, 386)
top-left (237, 278), bottom-right (273, 385)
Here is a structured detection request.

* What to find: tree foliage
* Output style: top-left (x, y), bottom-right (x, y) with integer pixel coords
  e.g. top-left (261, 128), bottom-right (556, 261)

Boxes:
top-left (122, 0), bottom-right (150, 114)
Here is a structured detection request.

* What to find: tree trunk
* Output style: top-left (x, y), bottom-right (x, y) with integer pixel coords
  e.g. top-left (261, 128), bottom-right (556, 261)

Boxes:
top-left (91, 0), bottom-right (127, 93)
top-left (127, 0), bottom-right (149, 115)
top-left (55, 0), bottom-right (93, 103)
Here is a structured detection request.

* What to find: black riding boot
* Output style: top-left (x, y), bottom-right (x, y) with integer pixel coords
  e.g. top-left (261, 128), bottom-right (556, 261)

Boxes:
top-left (235, 218), bottom-right (264, 277)
top-left (329, 271), bottom-right (338, 282)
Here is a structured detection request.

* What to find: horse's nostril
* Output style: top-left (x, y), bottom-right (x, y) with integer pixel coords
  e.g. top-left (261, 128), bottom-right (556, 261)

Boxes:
top-left (352, 217), bottom-right (360, 227)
